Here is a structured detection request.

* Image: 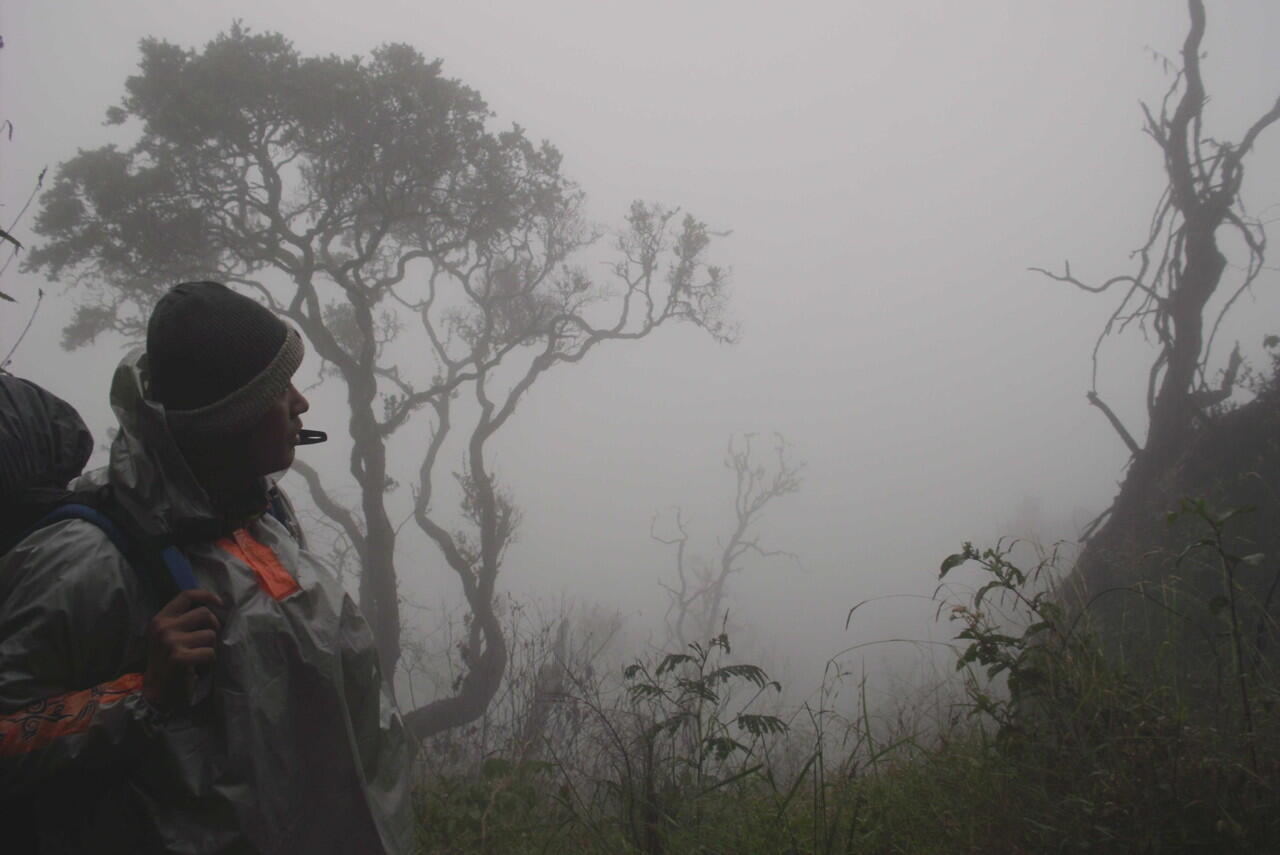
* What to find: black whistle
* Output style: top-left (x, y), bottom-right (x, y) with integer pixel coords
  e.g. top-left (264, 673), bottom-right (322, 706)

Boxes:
top-left (297, 429), bottom-right (328, 445)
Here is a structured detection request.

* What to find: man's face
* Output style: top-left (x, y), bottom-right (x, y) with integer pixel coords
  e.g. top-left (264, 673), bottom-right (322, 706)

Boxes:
top-left (243, 383), bottom-right (310, 476)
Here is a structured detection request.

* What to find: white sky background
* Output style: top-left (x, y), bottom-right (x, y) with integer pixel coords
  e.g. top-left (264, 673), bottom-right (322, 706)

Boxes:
top-left (2, 1), bottom-right (1279, 698)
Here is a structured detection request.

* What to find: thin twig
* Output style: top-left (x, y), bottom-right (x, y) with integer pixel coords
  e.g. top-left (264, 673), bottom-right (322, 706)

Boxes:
top-left (0, 166), bottom-right (47, 279)
top-left (1, 287), bottom-right (44, 371)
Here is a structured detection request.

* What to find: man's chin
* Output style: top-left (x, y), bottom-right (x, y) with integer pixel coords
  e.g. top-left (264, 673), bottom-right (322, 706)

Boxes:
top-left (263, 452), bottom-right (296, 479)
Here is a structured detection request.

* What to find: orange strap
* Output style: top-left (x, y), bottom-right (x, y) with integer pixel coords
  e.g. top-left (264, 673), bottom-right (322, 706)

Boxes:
top-left (217, 528), bottom-right (300, 601)
top-left (0, 673), bottom-right (144, 756)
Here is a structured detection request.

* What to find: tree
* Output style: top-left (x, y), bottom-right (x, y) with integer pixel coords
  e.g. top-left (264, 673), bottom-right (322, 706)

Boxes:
top-left (1034, 0), bottom-right (1280, 592)
top-left (653, 434), bottom-right (800, 649)
top-left (25, 25), bottom-right (732, 737)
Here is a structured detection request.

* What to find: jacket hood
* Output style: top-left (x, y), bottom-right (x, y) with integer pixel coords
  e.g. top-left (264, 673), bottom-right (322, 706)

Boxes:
top-left (105, 348), bottom-right (258, 540)
top-left (0, 375), bottom-right (93, 503)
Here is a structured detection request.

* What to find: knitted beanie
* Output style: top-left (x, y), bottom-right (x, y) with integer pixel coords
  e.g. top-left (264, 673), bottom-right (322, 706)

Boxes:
top-left (147, 281), bottom-right (303, 440)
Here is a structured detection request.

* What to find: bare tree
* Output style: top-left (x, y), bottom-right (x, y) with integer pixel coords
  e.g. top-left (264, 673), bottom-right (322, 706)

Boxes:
top-left (1032, 0), bottom-right (1280, 587)
top-left (402, 202), bottom-right (732, 737)
top-left (654, 434), bottom-right (801, 648)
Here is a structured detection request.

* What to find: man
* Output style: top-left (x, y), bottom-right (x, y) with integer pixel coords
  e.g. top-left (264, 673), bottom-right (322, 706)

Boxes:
top-left (0, 282), bottom-right (415, 853)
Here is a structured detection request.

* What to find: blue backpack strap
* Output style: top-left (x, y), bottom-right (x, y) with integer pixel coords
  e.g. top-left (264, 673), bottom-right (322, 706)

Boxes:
top-left (37, 503), bottom-right (132, 559)
top-left (34, 503), bottom-right (199, 593)
top-left (267, 490), bottom-right (291, 530)
top-left (159, 545), bottom-right (199, 591)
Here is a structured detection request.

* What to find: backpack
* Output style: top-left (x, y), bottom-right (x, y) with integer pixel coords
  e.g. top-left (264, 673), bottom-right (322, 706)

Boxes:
top-left (0, 377), bottom-right (193, 855)
top-left (0, 375), bottom-right (197, 600)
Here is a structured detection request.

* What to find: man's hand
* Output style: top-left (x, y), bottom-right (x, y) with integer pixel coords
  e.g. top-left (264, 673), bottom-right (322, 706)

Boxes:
top-left (142, 590), bottom-right (223, 711)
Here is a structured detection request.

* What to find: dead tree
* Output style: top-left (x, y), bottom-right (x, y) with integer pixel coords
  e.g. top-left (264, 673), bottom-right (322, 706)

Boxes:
top-left (1032, 0), bottom-right (1279, 587)
top-left (654, 433), bottom-right (801, 648)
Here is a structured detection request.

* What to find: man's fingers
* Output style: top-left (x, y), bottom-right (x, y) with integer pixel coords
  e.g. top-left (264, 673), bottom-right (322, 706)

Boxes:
top-left (144, 591), bottom-right (223, 709)
top-left (182, 589), bottom-right (223, 609)
top-left (173, 646), bottom-right (216, 666)
top-left (177, 628), bottom-right (218, 649)
top-left (154, 625), bottom-right (218, 652)
top-left (167, 606), bottom-right (221, 633)
top-left (156, 589), bottom-right (224, 619)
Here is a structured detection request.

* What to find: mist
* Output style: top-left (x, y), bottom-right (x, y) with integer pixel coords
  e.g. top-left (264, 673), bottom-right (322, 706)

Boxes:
top-left (3, 0), bottom-right (1279, 717)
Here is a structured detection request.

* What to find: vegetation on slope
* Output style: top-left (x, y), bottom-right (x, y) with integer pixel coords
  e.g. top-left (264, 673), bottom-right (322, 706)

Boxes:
top-left (410, 508), bottom-right (1280, 854)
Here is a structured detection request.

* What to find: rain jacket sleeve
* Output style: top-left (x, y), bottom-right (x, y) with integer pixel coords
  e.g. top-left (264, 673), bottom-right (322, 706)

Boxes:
top-left (0, 519), bottom-right (161, 796)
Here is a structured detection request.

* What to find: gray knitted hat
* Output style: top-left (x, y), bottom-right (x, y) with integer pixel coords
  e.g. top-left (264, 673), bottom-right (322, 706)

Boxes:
top-left (147, 281), bottom-right (303, 440)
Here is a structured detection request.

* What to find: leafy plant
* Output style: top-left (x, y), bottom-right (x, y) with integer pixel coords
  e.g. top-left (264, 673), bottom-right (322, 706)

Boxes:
top-left (1167, 498), bottom-right (1277, 774)
top-left (939, 540), bottom-right (1080, 737)
top-left (614, 632), bottom-right (786, 854)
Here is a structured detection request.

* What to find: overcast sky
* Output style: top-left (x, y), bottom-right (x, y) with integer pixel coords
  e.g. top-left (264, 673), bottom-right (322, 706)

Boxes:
top-left (3, 0), bottom-right (1278, 697)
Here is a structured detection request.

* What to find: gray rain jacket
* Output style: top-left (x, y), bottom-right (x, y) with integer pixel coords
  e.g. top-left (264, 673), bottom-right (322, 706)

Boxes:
top-left (0, 352), bottom-right (415, 854)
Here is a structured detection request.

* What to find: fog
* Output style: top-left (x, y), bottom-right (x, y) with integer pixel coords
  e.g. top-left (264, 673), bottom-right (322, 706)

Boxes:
top-left (3, 0), bottom-right (1278, 701)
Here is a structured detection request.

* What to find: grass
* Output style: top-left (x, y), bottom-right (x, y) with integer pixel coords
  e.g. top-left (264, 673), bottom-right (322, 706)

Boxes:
top-left (411, 510), bottom-right (1280, 854)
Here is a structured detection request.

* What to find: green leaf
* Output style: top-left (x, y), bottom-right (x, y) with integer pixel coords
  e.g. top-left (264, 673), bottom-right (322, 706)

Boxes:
top-left (939, 552), bottom-right (968, 578)
top-left (973, 580), bottom-right (1005, 610)
top-left (736, 713), bottom-right (788, 736)
top-left (656, 652), bottom-right (696, 677)
top-left (652, 711), bottom-right (695, 737)
top-left (627, 683), bottom-right (665, 701)
top-left (676, 678), bottom-right (719, 703)
top-left (706, 664), bottom-right (771, 689)
top-left (703, 736), bottom-right (746, 761)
